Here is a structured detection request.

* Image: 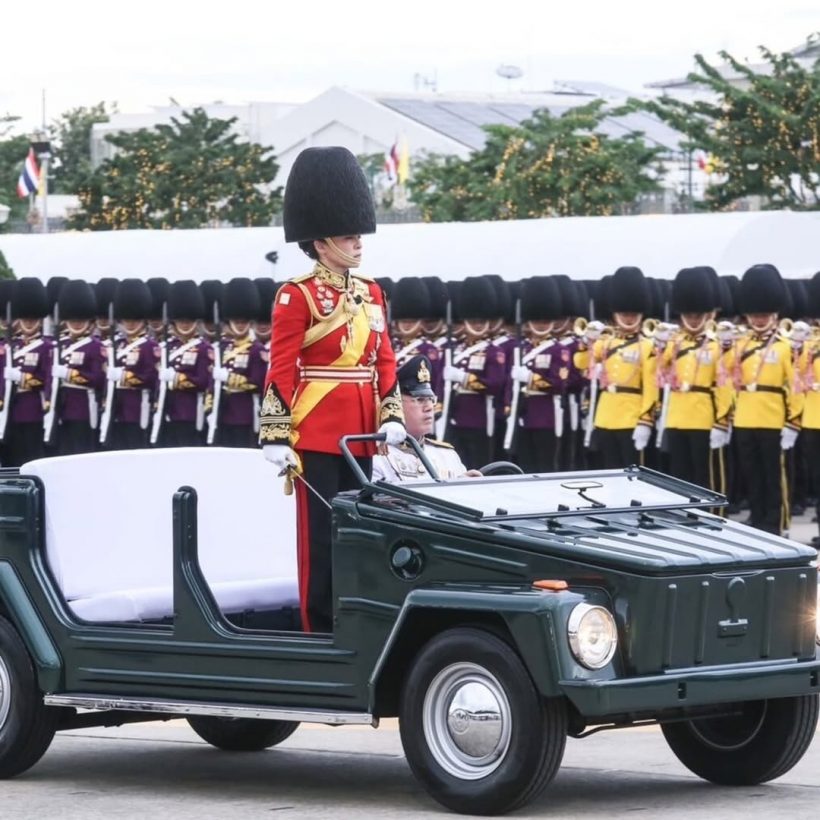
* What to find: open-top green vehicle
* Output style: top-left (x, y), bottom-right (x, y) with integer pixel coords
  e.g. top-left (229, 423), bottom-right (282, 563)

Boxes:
top-left (0, 434), bottom-right (818, 815)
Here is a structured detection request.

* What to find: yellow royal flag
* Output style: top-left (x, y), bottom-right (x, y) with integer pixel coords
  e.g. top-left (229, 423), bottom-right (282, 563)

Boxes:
top-left (397, 136), bottom-right (410, 185)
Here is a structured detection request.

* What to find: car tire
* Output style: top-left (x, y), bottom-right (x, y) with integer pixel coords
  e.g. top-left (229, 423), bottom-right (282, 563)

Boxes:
top-left (662, 695), bottom-right (819, 785)
top-left (187, 716), bottom-right (299, 751)
top-left (399, 626), bottom-right (566, 815)
top-left (0, 615), bottom-right (60, 778)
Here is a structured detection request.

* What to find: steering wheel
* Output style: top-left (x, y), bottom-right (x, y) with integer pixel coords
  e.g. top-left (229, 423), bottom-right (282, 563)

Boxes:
top-left (479, 461), bottom-right (525, 476)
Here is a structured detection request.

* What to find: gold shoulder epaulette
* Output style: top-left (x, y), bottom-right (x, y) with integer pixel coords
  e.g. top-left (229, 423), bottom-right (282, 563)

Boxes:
top-left (425, 437), bottom-right (454, 449)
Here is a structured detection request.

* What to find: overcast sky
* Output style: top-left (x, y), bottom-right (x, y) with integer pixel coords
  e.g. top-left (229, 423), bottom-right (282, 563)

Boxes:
top-left (2, 0), bottom-right (817, 133)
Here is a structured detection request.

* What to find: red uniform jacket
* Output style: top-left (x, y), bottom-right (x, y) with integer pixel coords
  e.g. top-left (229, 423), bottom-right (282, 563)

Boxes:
top-left (260, 264), bottom-right (403, 457)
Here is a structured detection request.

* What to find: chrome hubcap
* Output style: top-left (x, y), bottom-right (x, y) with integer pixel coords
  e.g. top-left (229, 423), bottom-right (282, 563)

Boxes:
top-left (423, 662), bottom-right (511, 780)
top-left (0, 656), bottom-right (11, 731)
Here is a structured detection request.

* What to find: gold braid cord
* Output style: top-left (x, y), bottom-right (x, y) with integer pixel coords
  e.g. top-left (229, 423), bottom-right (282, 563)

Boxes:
top-left (379, 381), bottom-right (404, 425)
top-left (259, 383), bottom-right (292, 443)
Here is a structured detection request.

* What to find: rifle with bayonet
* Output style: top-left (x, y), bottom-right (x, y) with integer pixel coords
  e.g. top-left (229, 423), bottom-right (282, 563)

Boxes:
top-left (43, 303), bottom-right (61, 444)
top-left (503, 298), bottom-right (523, 452)
top-left (0, 303), bottom-right (13, 442)
top-left (149, 302), bottom-right (169, 446)
top-left (206, 302), bottom-right (222, 445)
top-left (99, 303), bottom-right (116, 446)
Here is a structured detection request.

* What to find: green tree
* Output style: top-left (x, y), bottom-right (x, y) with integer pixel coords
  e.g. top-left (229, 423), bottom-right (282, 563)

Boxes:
top-left (639, 43), bottom-right (820, 210)
top-left (0, 115), bottom-right (33, 230)
top-left (407, 101), bottom-right (664, 221)
top-left (49, 102), bottom-right (114, 194)
top-left (69, 108), bottom-right (282, 230)
top-left (0, 249), bottom-right (14, 279)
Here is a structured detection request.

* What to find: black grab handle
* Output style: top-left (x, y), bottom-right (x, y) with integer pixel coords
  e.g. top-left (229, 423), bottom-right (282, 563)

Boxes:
top-left (338, 433), bottom-right (443, 486)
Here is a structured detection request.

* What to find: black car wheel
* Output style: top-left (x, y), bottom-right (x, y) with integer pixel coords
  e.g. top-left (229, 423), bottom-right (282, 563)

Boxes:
top-left (662, 695), bottom-right (819, 785)
top-left (399, 627), bottom-right (566, 816)
top-left (0, 616), bottom-right (60, 778)
top-left (187, 716), bottom-right (299, 751)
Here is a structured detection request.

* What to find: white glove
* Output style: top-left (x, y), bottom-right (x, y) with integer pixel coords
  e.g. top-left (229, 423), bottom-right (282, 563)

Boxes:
top-left (4, 366), bottom-right (22, 384)
top-left (709, 426), bottom-right (731, 450)
top-left (52, 364), bottom-right (69, 380)
top-left (263, 444), bottom-right (298, 470)
top-left (444, 364), bottom-right (468, 385)
top-left (632, 424), bottom-right (652, 451)
top-left (212, 366), bottom-right (230, 382)
top-left (107, 366), bottom-right (124, 382)
top-left (511, 365), bottom-right (531, 384)
top-left (781, 427), bottom-right (799, 451)
top-left (379, 421), bottom-right (406, 446)
top-left (584, 321), bottom-right (606, 342)
top-left (159, 367), bottom-right (177, 384)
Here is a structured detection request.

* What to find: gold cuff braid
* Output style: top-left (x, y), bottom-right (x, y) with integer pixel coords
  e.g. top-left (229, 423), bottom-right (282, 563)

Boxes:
top-left (259, 383), bottom-right (292, 443)
top-left (379, 382), bottom-right (405, 425)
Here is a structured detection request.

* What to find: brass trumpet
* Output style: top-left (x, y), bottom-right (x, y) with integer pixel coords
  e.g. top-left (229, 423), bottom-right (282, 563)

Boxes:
top-left (573, 317), bottom-right (613, 343)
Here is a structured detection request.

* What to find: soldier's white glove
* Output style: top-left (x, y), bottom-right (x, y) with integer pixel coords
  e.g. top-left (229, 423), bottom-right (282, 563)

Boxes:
top-left (584, 321), bottom-right (606, 343)
top-left (263, 444), bottom-right (298, 470)
top-left (511, 365), bottom-right (531, 384)
top-left (212, 366), bottom-right (230, 382)
top-left (4, 366), bottom-right (22, 384)
top-left (444, 365), bottom-right (468, 385)
top-left (780, 427), bottom-right (799, 451)
top-left (52, 364), bottom-right (69, 380)
top-left (107, 366), bottom-right (124, 382)
top-left (379, 421), bottom-right (406, 446)
top-left (159, 367), bottom-right (176, 384)
top-left (709, 426), bottom-right (731, 449)
top-left (632, 423), bottom-right (652, 451)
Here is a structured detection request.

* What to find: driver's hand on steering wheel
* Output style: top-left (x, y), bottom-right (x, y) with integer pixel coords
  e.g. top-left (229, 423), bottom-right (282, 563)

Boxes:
top-left (463, 470), bottom-right (483, 478)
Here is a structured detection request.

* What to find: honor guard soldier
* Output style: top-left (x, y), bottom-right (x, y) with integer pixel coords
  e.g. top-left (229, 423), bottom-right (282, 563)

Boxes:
top-left (657, 267), bottom-right (732, 490)
top-left (260, 146), bottom-right (404, 633)
top-left (721, 264), bottom-right (801, 535)
top-left (44, 276), bottom-right (68, 339)
top-left (213, 277), bottom-right (267, 448)
top-left (146, 277), bottom-right (170, 340)
top-left (92, 278), bottom-right (118, 341)
top-left (442, 276), bottom-right (507, 469)
top-left (199, 280), bottom-right (224, 343)
top-left (2, 278), bottom-right (54, 467)
top-left (420, 275), bottom-right (449, 404)
top-left (52, 280), bottom-right (106, 456)
top-left (106, 279), bottom-right (159, 450)
top-left (798, 271), bottom-right (820, 545)
top-left (157, 280), bottom-right (211, 448)
top-left (253, 278), bottom-right (277, 356)
top-left (373, 355), bottom-right (477, 482)
top-left (576, 267), bottom-right (658, 469)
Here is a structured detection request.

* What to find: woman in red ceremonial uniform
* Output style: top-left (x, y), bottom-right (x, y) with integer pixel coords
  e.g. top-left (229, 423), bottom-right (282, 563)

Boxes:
top-left (260, 146), bottom-right (405, 633)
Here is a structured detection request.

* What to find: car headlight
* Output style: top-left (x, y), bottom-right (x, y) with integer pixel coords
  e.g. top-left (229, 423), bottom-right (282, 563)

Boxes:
top-left (816, 584), bottom-right (820, 645)
top-left (568, 603), bottom-right (618, 670)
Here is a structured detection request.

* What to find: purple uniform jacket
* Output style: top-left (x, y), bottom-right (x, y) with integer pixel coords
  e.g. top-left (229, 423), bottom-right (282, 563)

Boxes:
top-left (494, 335), bottom-right (517, 421)
top-left (0, 341), bottom-right (5, 407)
top-left (219, 336), bottom-right (266, 426)
top-left (450, 339), bottom-right (507, 430)
top-left (10, 335), bottom-right (53, 423)
top-left (114, 335), bottom-right (159, 426)
top-left (164, 336), bottom-right (212, 424)
top-left (508, 337), bottom-right (556, 430)
top-left (57, 334), bottom-right (106, 423)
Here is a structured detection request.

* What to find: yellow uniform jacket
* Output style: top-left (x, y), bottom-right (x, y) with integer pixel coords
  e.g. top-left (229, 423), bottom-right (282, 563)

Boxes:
top-left (797, 342), bottom-right (820, 430)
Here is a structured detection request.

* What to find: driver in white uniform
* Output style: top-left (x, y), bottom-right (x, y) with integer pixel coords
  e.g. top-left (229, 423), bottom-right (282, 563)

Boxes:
top-left (373, 355), bottom-right (480, 483)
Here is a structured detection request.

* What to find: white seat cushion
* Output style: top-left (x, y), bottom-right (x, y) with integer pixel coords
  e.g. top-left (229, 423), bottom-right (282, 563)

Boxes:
top-left (23, 448), bottom-right (298, 623)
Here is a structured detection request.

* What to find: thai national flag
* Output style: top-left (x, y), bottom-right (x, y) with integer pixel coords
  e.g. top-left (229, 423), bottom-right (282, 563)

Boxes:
top-left (17, 148), bottom-right (40, 198)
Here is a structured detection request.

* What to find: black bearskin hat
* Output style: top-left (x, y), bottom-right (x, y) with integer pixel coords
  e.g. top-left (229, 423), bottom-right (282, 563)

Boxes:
top-left (808, 272), bottom-right (820, 319)
top-left (283, 147), bottom-right (376, 243)
top-left (553, 275), bottom-right (579, 318)
top-left (254, 278), bottom-right (278, 324)
top-left (113, 279), bottom-right (152, 320)
top-left (93, 278), bottom-right (119, 316)
top-left (146, 277), bottom-right (170, 320)
top-left (785, 279), bottom-right (808, 320)
top-left (168, 279), bottom-right (206, 321)
top-left (58, 280), bottom-right (97, 321)
top-left (0, 279), bottom-right (12, 315)
top-left (672, 267), bottom-right (717, 314)
top-left (199, 280), bottom-right (224, 323)
top-left (422, 276), bottom-right (448, 320)
top-left (738, 264), bottom-right (786, 315)
top-left (222, 277), bottom-right (261, 321)
top-left (574, 281), bottom-right (591, 320)
top-left (521, 276), bottom-right (563, 321)
top-left (375, 277), bottom-right (394, 302)
top-left (46, 276), bottom-right (68, 311)
top-left (392, 277), bottom-right (432, 320)
top-left (10, 277), bottom-right (49, 319)
top-left (484, 275), bottom-right (511, 321)
top-left (607, 267), bottom-right (649, 315)
top-left (456, 276), bottom-right (497, 320)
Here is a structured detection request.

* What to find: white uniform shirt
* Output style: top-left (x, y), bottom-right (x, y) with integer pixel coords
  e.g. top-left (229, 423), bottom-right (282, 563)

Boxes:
top-left (372, 438), bottom-right (469, 483)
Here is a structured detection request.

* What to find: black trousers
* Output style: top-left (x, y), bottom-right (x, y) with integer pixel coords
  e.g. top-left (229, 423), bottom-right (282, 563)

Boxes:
top-left (2, 422), bottom-right (44, 468)
top-left (595, 429), bottom-right (638, 470)
top-left (516, 428), bottom-right (557, 473)
top-left (109, 423), bottom-right (147, 451)
top-left (735, 428), bottom-right (786, 535)
top-left (666, 429), bottom-right (711, 489)
top-left (804, 430), bottom-right (820, 538)
top-left (160, 421), bottom-right (202, 448)
top-left (218, 425), bottom-right (258, 449)
top-left (450, 427), bottom-right (493, 470)
top-left (295, 451), bottom-right (371, 633)
top-left (57, 421), bottom-right (97, 456)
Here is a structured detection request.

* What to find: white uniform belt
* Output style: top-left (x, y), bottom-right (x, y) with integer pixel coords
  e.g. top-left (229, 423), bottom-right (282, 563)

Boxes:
top-left (300, 366), bottom-right (374, 383)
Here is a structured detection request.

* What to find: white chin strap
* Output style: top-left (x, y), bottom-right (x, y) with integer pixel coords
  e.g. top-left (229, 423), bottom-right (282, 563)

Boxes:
top-left (324, 237), bottom-right (360, 268)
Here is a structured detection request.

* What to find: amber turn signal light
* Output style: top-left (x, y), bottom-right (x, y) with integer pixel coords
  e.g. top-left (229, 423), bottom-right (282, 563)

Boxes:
top-left (532, 579), bottom-right (569, 591)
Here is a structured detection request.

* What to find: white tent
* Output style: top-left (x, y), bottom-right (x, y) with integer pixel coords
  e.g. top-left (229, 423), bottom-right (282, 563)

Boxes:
top-left (1, 210), bottom-right (818, 283)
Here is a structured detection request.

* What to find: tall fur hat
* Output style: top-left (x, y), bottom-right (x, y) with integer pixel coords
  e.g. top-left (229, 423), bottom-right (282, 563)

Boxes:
top-left (222, 277), bottom-right (261, 321)
top-left (93, 278), bottom-right (119, 315)
top-left (0, 279), bottom-right (12, 315)
top-left (10, 277), bottom-right (49, 319)
top-left (254, 278), bottom-right (278, 323)
top-left (392, 277), bottom-right (432, 320)
top-left (422, 276), bottom-right (448, 320)
top-left (738, 264), bottom-right (786, 315)
top-left (58, 280), bottom-right (97, 321)
top-left (168, 279), bottom-right (206, 321)
top-left (607, 266), bottom-right (649, 315)
top-left (521, 276), bottom-right (563, 321)
top-left (283, 147), bottom-right (376, 243)
top-left (554, 275), bottom-right (583, 317)
top-left (46, 276), bottom-right (68, 311)
top-left (146, 277), bottom-right (170, 320)
top-left (113, 279), bottom-right (152, 321)
top-left (199, 280), bottom-right (224, 322)
top-left (484, 275), bottom-right (512, 320)
top-left (672, 267), bottom-right (718, 314)
top-left (785, 279), bottom-right (808, 319)
top-left (456, 276), bottom-right (497, 320)
top-left (808, 272), bottom-right (820, 319)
